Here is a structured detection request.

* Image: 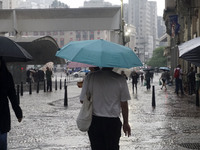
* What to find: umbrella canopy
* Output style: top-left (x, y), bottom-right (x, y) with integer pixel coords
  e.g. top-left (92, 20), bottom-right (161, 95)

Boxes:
top-left (39, 62), bottom-right (54, 71)
top-left (143, 68), bottom-right (154, 72)
top-left (56, 39), bottom-right (143, 68)
top-left (178, 37), bottom-right (200, 66)
top-left (67, 62), bottom-right (95, 68)
top-left (159, 67), bottom-right (170, 71)
top-left (0, 36), bottom-right (33, 62)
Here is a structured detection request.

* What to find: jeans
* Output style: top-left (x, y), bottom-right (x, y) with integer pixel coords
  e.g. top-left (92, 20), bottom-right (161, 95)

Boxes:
top-left (0, 132), bottom-right (7, 150)
top-left (175, 78), bottom-right (183, 94)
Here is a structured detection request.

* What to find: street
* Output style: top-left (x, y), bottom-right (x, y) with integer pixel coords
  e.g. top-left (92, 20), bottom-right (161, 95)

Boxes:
top-left (8, 73), bottom-right (200, 150)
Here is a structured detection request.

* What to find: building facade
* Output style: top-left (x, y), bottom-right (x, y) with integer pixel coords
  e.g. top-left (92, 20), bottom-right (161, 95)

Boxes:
top-left (163, 0), bottom-right (200, 90)
top-left (128, 0), bottom-right (158, 63)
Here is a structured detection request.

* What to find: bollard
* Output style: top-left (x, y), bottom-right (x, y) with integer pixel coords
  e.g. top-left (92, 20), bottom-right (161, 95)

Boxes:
top-left (17, 85), bottom-right (20, 105)
top-left (152, 85), bottom-right (156, 107)
top-left (64, 79), bottom-right (66, 87)
top-left (60, 79), bottom-right (62, 90)
top-left (55, 77), bottom-right (57, 91)
top-left (37, 81), bottom-right (39, 93)
top-left (29, 81), bottom-right (32, 95)
top-left (196, 90), bottom-right (199, 106)
top-left (20, 82), bottom-right (23, 96)
top-left (64, 85), bottom-right (68, 107)
top-left (44, 80), bottom-right (46, 92)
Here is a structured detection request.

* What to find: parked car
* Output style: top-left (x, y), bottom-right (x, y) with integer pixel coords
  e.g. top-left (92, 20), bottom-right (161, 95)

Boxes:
top-left (72, 69), bottom-right (90, 77)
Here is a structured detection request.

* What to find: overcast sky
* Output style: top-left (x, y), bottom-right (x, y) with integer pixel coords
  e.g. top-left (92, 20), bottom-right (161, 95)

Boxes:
top-left (60, 0), bottom-right (165, 16)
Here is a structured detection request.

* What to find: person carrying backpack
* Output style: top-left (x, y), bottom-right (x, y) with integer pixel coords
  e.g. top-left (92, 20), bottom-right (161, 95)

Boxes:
top-left (174, 64), bottom-right (184, 95)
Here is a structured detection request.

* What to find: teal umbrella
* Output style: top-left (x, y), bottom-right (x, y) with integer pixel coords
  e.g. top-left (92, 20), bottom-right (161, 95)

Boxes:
top-left (56, 39), bottom-right (142, 68)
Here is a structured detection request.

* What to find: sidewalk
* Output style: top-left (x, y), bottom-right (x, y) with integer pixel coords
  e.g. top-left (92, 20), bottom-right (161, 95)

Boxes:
top-left (8, 73), bottom-right (200, 150)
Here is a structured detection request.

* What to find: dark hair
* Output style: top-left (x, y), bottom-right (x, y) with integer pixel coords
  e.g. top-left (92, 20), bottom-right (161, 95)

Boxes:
top-left (102, 67), bottom-right (113, 71)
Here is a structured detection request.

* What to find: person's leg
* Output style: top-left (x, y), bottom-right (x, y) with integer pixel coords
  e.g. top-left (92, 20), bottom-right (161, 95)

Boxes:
top-left (175, 78), bottom-right (179, 94)
top-left (132, 82), bottom-right (134, 93)
top-left (88, 116), bottom-right (106, 150)
top-left (0, 132), bottom-right (7, 150)
top-left (47, 80), bottom-right (50, 91)
top-left (50, 80), bottom-right (52, 92)
top-left (135, 83), bottom-right (137, 93)
top-left (104, 118), bottom-right (122, 150)
top-left (147, 79), bottom-right (150, 89)
top-left (180, 79), bottom-right (184, 94)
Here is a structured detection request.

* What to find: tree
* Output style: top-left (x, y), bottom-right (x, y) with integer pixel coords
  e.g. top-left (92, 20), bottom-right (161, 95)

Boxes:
top-left (147, 47), bottom-right (167, 67)
top-left (50, 0), bottom-right (69, 8)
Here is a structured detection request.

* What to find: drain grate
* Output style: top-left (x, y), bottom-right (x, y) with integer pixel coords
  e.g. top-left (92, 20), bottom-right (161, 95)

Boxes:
top-left (179, 143), bottom-right (200, 149)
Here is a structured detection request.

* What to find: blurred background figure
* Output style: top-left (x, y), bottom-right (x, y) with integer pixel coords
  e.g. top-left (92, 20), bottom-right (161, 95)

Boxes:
top-left (187, 67), bottom-right (196, 95)
top-left (145, 70), bottom-right (151, 90)
top-left (46, 67), bottom-right (53, 92)
top-left (121, 70), bottom-right (128, 80)
top-left (130, 70), bottom-right (139, 94)
top-left (160, 70), bottom-right (168, 90)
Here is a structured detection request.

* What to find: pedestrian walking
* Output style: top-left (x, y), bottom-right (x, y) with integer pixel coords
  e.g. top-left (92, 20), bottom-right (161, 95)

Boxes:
top-left (46, 67), bottom-right (53, 92)
top-left (80, 67), bottom-right (131, 150)
top-left (145, 70), bottom-right (151, 90)
top-left (0, 58), bottom-right (23, 150)
top-left (130, 70), bottom-right (139, 93)
top-left (121, 70), bottom-right (128, 80)
top-left (174, 64), bottom-right (184, 95)
top-left (187, 67), bottom-right (196, 95)
top-left (160, 71), bottom-right (168, 90)
top-left (140, 73), bottom-right (144, 86)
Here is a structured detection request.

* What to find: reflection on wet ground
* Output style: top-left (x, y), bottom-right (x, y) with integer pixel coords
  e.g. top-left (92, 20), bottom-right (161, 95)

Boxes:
top-left (8, 73), bottom-right (200, 149)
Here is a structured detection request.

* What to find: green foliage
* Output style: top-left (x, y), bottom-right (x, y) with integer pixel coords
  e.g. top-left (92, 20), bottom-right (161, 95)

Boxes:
top-left (147, 47), bottom-right (167, 67)
top-left (51, 0), bottom-right (69, 8)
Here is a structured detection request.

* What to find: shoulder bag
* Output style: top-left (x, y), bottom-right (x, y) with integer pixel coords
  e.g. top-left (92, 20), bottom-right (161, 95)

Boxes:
top-left (76, 74), bottom-right (94, 132)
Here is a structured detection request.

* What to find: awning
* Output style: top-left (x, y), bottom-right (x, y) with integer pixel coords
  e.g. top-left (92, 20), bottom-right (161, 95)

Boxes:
top-left (178, 37), bottom-right (200, 66)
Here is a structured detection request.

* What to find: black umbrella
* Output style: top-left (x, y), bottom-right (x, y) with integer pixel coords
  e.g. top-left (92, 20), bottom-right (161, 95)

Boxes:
top-left (143, 68), bottom-right (154, 72)
top-left (0, 36), bottom-right (33, 62)
top-left (179, 37), bottom-right (200, 66)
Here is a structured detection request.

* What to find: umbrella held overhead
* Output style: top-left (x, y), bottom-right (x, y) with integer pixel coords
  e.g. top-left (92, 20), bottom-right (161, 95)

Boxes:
top-left (0, 36), bottom-right (33, 62)
top-left (56, 39), bottom-right (142, 68)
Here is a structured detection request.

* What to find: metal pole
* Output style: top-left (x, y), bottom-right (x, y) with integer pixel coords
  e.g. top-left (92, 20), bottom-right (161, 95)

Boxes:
top-left (64, 85), bottom-right (68, 107)
top-left (64, 79), bottom-right (66, 87)
top-left (55, 76), bottom-right (57, 90)
top-left (29, 81), bottom-right (32, 95)
top-left (60, 79), bottom-right (62, 90)
top-left (152, 85), bottom-right (156, 107)
top-left (44, 79), bottom-right (46, 92)
top-left (196, 90), bottom-right (199, 106)
top-left (120, 0), bottom-right (125, 46)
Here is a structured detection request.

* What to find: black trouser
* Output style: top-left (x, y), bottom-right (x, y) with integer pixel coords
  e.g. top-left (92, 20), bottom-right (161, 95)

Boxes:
top-left (188, 80), bottom-right (195, 95)
top-left (146, 79), bottom-right (151, 89)
top-left (47, 79), bottom-right (52, 91)
top-left (88, 116), bottom-right (122, 150)
top-left (132, 82), bottom-right (137, 93)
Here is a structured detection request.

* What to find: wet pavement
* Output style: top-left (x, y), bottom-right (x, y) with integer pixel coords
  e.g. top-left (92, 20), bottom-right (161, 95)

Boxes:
top-left (8, 73), bottom-right (200, 150)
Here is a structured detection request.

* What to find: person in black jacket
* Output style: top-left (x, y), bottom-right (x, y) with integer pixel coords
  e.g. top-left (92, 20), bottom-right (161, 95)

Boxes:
top-left (0, 58), bottom-right (23, 150)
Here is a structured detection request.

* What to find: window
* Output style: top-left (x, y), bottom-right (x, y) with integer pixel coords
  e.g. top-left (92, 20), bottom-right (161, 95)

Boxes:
top-left (53, 31), bottom-right (58, 35)
top-left (33, 31), bottom-right (38, 36)
top-left (60, 31), bottom-right (64, 35)
top-left (40, 31), bottom-right (45, 36)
